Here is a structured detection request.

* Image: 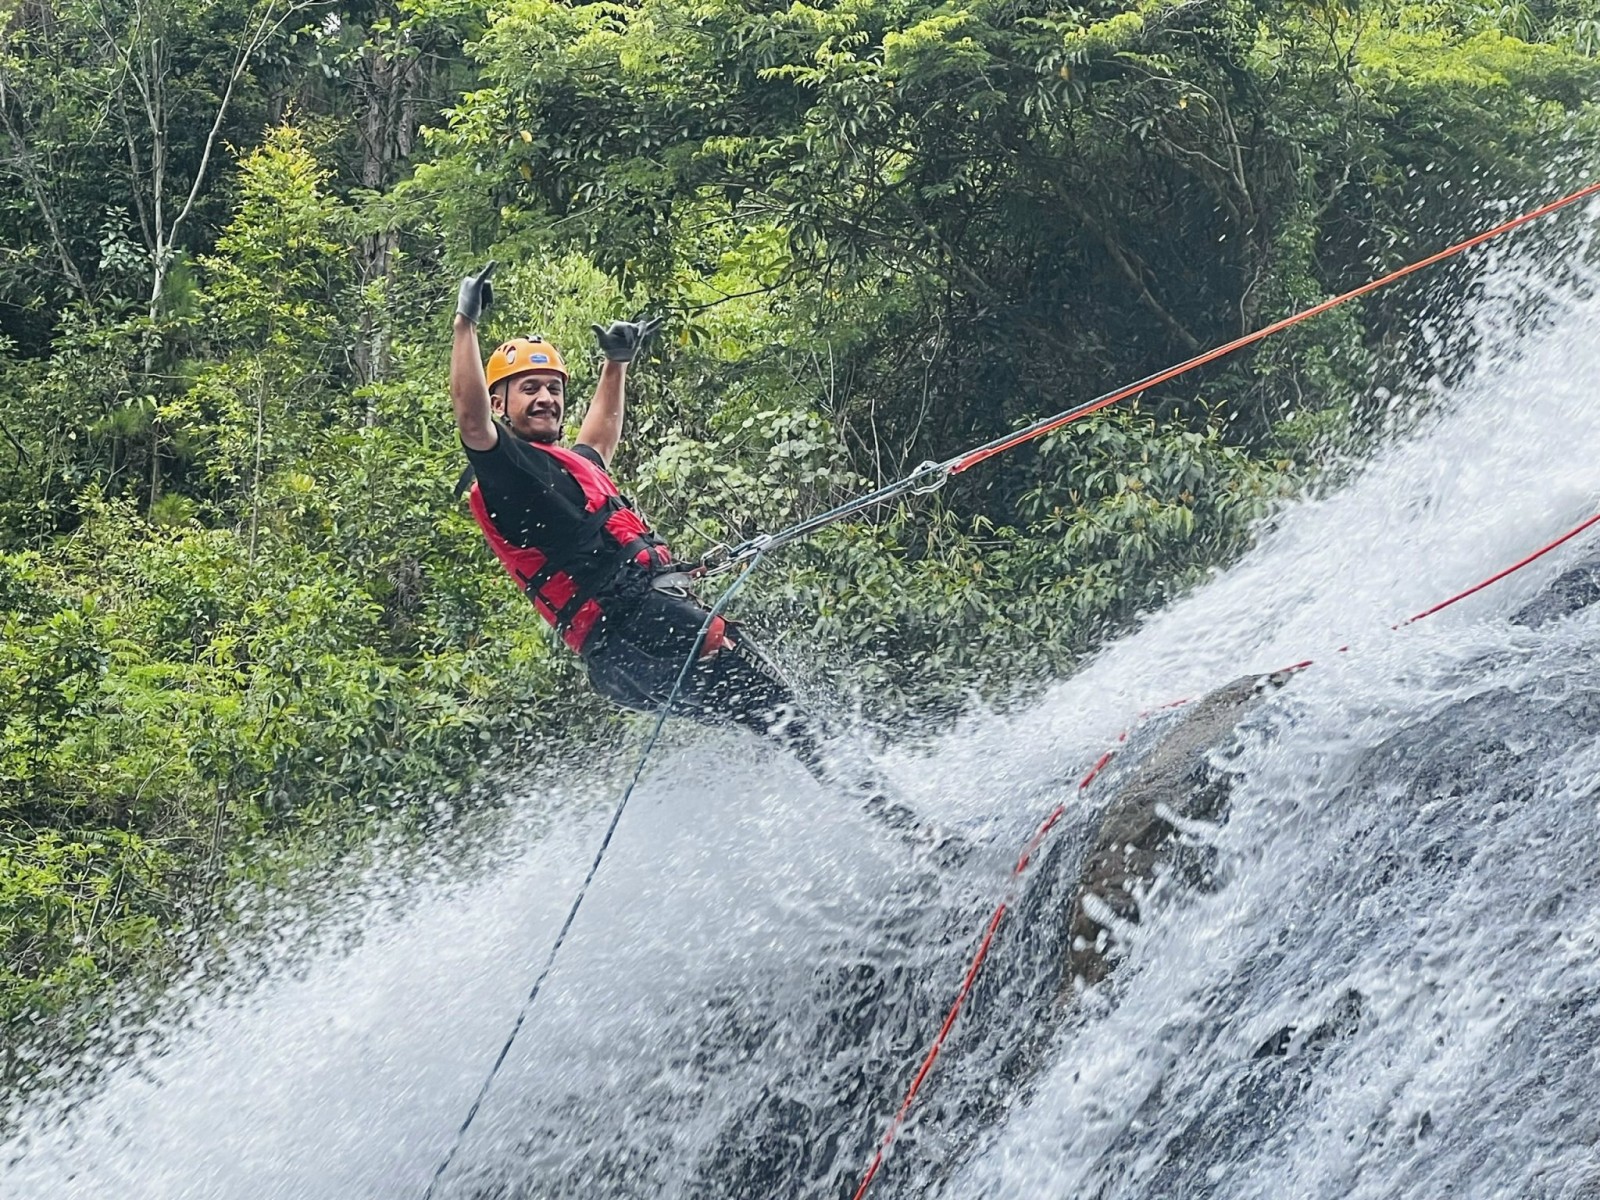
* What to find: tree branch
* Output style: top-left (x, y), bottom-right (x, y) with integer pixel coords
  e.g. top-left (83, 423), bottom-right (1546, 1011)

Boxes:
top-left (1054, 183), bottom-right (1202, 351)
top-left (0, 75), bottom-right (90, 296)
top-left (0, 413), bottom-right (31, 463)
top-left (167, 0), bottom-right (324, 255)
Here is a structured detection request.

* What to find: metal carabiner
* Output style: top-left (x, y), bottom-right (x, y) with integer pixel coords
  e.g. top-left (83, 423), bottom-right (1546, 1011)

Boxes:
top-left (697, 533), bottom-right (771, 577)
top-left (909, 460), bottom-right (953, 495)
top-left (697, 541), bottom-right (733, 573)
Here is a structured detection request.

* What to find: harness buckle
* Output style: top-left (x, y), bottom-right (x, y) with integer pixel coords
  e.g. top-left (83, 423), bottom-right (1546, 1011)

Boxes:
top-left (649, 571), bottom-right (697, 598)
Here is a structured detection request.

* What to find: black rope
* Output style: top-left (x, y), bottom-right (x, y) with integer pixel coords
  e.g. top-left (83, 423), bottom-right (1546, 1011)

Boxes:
top-left (422, 553), bottom-right (765, 1197)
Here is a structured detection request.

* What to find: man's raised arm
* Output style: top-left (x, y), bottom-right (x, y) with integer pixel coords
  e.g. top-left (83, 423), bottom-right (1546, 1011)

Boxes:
top-left (579, 316), bottom-right (664, 468)
top-left (451, 262), bottom-right (498, 452)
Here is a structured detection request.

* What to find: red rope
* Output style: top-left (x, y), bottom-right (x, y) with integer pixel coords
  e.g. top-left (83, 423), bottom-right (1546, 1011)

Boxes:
top-left (848, 744), bottom-right (1108, 1200)
top-left (950, 179), bottom-right (1600, 475)
top-left (1397, 511), bottom-right (1600, 627)
top-left (848, 508), bottom-right (1600, 1197)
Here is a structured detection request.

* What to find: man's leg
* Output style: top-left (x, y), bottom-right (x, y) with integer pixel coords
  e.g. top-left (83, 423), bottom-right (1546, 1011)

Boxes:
top-left (683, 625), bottom-right (933, 831)
top-left (589, 594), bottom-right (861, 785)
top-left (586, 591), bottom-right (948, 848)
top-left (680, 625), bottom-right (829, 778)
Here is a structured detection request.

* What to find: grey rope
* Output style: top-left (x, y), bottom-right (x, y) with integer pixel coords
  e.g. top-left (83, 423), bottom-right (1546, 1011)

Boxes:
top-left (422, 551), bottom-right (767, 1197)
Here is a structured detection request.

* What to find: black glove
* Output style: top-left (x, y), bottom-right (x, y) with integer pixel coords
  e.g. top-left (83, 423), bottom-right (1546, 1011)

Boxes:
top-left (591, 314), bottom-right (665, 363)
top-left (455, 260), bottom-right (496, 324)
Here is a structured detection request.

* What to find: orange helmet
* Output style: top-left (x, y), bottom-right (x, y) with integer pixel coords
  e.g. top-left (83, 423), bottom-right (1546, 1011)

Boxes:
top-left (485, 337), bottom-right (568, 391)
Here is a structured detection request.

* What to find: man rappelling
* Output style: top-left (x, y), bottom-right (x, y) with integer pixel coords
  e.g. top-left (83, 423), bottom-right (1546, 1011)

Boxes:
top-left (449, 261), bottom-right (837, 775)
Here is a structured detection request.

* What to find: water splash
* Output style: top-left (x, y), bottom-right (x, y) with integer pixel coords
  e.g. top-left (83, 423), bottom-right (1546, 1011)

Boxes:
top-left (6, 245), bottom-right (1600, 1199)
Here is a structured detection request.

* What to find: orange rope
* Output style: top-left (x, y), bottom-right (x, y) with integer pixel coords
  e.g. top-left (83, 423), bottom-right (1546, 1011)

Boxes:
top-left (951, 180), bottom-right (1600, 475)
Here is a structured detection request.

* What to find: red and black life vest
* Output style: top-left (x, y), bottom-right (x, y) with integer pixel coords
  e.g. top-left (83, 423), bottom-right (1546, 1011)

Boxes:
top-left (467, 442), bottom-right (674, 653)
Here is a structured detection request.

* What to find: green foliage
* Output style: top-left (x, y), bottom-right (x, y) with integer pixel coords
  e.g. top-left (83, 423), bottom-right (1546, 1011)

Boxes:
top-left (0, 488), bottom-right (570, 1065)
top-left (206, 127), bottom-right (352, 350)
top-left (2, 0), bottom-right (1598, 1080)
top-left (431, 0), bottom-right (1599, 521)
top-left (0, 829), bottom-right (177, 1033)
top-left (750, 408), bottom-right (1281, 721)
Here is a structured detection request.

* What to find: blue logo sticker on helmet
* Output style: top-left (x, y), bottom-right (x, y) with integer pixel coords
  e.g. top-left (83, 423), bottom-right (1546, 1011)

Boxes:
top-left (531, 353), bottom-right (550, 364)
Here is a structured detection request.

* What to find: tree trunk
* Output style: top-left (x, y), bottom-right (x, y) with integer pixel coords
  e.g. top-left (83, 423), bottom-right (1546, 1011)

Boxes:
top-left (352, 25), bottom-right (427, 399)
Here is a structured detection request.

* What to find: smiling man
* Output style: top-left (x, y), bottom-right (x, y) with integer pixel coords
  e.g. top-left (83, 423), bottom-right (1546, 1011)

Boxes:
top-left (448, 261), bottom-right (829, 767)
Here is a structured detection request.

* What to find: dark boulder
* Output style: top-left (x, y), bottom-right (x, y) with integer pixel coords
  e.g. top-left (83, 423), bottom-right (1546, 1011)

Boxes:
top-left (1512, 553), bottom-right (1600, 628)
top-left (1067, 672), bottom-right (1289, 990)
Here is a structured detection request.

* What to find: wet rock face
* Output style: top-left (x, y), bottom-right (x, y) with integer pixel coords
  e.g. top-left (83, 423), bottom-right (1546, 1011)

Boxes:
top-left (1064, 544), bottom-right (1600, 994)
top-left (1087, 988), bottom-right (1373, 1200)
top-left (1512, 554), bottom-right (1600, 628)
top-left (1076, 674), bottom-right (1600, 1200)
top-left (1067, 674), bottom-right (1283, 990)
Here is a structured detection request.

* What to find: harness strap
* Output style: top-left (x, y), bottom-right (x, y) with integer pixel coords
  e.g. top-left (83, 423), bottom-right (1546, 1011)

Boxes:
top-left (550, 579), bottom-right (596, 630)
top-left (516, 547), bottom-right (595, 634)
top-left (521, 534), bottom-right (672, 640)
top-left (516, 559), bottom-right (562, 601)
top-left (617, 535), bottom-right (670, 565)
top-left (465, 453), bottom-right (674, 640)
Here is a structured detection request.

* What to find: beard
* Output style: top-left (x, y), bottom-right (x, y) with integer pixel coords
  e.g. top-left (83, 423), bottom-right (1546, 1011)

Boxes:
top-left (507, 408), bottom-right (561, 444)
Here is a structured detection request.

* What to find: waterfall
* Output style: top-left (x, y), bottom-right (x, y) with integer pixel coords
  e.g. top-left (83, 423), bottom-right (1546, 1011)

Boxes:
top-left (6, 250), bottom-right (1600, 1200)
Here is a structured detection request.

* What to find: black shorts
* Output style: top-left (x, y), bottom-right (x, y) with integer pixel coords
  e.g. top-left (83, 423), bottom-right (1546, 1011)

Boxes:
top-left (581, 587), bottom-right (808, 747)
top-left (583, 586), bottom-right (906, 817)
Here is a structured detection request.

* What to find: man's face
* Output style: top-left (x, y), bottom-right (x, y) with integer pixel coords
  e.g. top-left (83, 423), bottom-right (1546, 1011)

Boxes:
top-left (495, 371), bottom-right (566, 444)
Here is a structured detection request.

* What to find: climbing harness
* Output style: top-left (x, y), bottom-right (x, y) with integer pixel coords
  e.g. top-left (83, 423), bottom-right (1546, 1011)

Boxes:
top-left (466, 443), bottom-right (676, 652)
top-left (422, 552), bottom-right (765, 1199)
top-left (848, 505), bottom-right (1600, 1199)
top-left (430, 177), bottom-right (1600, 1194)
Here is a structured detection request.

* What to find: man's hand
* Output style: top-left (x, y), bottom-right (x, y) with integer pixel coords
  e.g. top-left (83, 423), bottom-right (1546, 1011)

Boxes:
top-left (592, 315), bottom-right (665, 363)
top-left (455, 261), bottom-right (497, 325)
